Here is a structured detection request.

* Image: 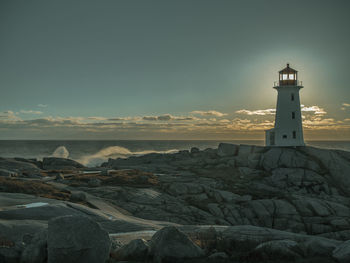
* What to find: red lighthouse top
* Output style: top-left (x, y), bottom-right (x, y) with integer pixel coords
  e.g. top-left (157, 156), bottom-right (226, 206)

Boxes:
top-left (279, 63), bottom-right (298, 86)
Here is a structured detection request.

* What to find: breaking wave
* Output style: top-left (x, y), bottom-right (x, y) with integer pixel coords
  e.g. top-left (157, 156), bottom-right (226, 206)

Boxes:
top-left (51, 146), bottom-right (69, 159)
top-left (77, 146), bottom-right (178, 167)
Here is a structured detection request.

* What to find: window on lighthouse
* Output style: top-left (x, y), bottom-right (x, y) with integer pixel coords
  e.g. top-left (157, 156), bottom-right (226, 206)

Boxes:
top-left (292, 112), bottom-right (295, 119)
top-left (289, 74), bottom-right (294, 79)
top-left (282, 74), bottom-right (288, 80)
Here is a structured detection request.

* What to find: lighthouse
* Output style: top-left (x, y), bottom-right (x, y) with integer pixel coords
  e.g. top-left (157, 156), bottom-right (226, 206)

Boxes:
top-left (265, 64), bottom-right (305, 146)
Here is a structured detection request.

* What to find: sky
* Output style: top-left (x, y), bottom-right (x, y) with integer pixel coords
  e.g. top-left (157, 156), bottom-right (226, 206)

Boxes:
top-left (0, 0), bottom-right (349, 140)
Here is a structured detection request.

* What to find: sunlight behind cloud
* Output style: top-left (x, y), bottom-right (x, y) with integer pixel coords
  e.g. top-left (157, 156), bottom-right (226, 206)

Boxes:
top-left (191, 110), bottom-right (227, 117)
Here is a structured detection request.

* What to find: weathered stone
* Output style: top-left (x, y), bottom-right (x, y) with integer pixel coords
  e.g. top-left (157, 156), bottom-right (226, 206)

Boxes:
top-left (190, 147), bottom-right (200, 154)
top-left (208, 251), bottom-right (228, 259)
top-left (227, 159), bottom-right (236, 167)
top-left (0, 169), bottom-right (17, 177)
top-left (253, 239), bottom-right (302, 260)
top-left (42, 157), bottom-right (84, 170)
top-left (47, 215), bottom-right (111, 263)
top-left (70, 192), bottom-right (86, 202)
top-left (207, 203), bottom-right (224, 217)
top-left (306, 199), bottom-right (331, 217)
top-left (55, 174), bottom-right (64, 180)
top-left (333, 240), bottom-right (350, 263)
top-left (21, 229), bottom-right (47, 263)
top-left (168, 183), bottom-right (203, 196)
top-left (88, 178), bottom-right (101, 187)
top-left (112, 238), bottom-right (149, 261)
top-left (302, 147), bottom-right (350, 196)
top-left (260, 148), bottom-right (321, 172)
top-left (191, 193), bottom-right (208, 202)
top-left (0, 158), bottom-right (41, 177)
top-left (238, 144), bottom-right (254, 157)
top-left (0, 219), bottom-right (47, 263)
top-left (303, 238), bottom-right (338, 256)
top-left (216, 163), bottom-right (229, 169)
top-left (217, 143), bottom-right (238, 157)
top-left (149, 226), bottom-right (204, 262)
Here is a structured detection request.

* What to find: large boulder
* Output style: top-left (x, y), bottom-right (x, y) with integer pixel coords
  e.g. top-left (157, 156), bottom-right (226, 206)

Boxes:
top-left (47, 215), bottom-right (111, 263)
top-left (112, 238), bottom-right (149, 261)
top-left (0, 220), bottom-right (47, 263)
top-left (217, 143), bottom-right (238, 157)
top-left (42, 157), bottom-right (84, 170)
top-left (21, 229), bottom-right (47, 263)
top-left (149, 226), bottom-right (204, 262)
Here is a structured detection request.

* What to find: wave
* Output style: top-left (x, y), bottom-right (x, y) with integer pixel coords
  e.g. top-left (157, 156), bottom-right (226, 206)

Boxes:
top-left (51, 146), bottom-right (69, 159)
top-left (77, 146), bottom-right (178, 167)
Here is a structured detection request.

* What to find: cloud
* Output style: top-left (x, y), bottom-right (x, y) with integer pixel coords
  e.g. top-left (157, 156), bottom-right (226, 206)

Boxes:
top-left (37, 104), bottom-right (48, 108)
top-left (0, 106), bottom-right (349, 139)
top-left (20, 110), bottom-right (43, 115)
top-left (143, 116), bottom-right (158, 121)
top-left (142, 114), bottom-right (197, 121)
top-left (0, 111), bottom-right (21, 121)
top-left (107, 117), bottom-right (141, 121)
top-left (235, 108), bottom-right (276, 116)
top-left (191, 110), bottom-right (227, 117)
top-left (236, 105), bottom-right (326, 116)
top-left (300, 105), bottom-right (326, 115)
top-left (341, 103), bottom-right (350, 110)
top-left (87, 116), bottom-right (108, 121)
top-left (157, 114), bottom-right (172, 121)
top-left (0, 111), bottom-right (15, 118)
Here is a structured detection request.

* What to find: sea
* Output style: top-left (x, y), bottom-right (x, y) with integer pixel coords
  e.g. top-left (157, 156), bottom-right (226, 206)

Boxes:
top-left (0, 140), bottom-right (349, 167)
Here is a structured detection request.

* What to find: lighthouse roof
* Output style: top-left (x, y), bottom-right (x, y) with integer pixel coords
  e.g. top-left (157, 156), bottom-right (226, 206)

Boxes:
top-left (279, 63), bottom-right (297, 73)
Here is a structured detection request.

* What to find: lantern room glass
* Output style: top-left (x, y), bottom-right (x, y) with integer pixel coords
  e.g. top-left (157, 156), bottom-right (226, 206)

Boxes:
top-left (280, 73), bottom-right (296, 81)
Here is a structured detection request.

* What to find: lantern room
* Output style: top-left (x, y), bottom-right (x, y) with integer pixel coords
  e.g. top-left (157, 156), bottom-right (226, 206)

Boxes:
top-left (279, 63), bottom-right (297, 86)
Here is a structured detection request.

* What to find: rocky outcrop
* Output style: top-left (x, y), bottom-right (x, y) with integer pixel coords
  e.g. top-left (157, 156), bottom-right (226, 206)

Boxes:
top-left (42, 157), bottom-right (84, 170)
top-left (47, 215), bottom-right (111, 263)
top-left (149, 226), bottom-right (205, 262)
top-left (0, 158), bottom-right (41, 177)
top-left (1, 143), bottom-right (350, 262)
top-left (98, 144), bottom-right (350, 240)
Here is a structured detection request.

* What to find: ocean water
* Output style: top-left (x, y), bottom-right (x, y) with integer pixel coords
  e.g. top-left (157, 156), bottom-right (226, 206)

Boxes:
top-left (0, 140), bottom-right (349, 167)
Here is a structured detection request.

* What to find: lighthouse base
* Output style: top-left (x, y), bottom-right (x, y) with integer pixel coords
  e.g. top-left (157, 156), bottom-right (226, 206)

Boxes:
top-left (265, 128), bottom-right (305, 147)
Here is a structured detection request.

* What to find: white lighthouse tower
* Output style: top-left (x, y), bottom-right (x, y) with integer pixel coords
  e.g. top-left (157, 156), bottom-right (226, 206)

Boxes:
top-left (265, 64), bottom-right (305, 146)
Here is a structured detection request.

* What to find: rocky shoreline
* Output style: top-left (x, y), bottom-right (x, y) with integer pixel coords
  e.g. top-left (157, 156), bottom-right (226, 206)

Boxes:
top-left (1, 143), bottom-right (350, 262)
